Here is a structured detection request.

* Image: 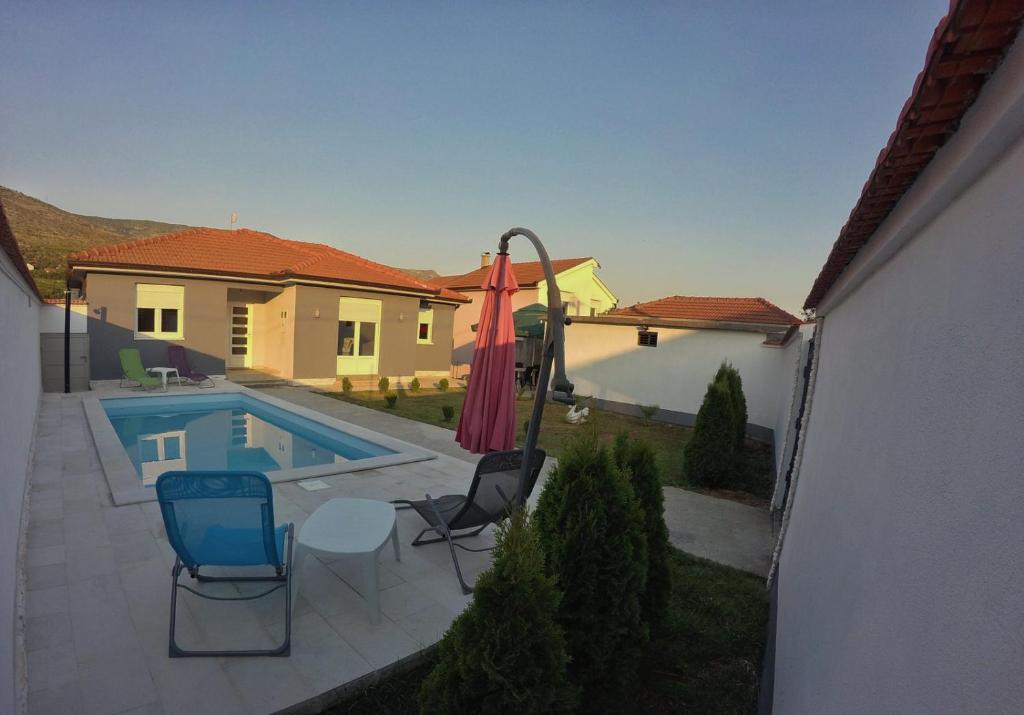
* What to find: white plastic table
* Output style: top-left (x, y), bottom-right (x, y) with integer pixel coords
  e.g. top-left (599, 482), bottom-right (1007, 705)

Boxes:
top-left (293, 498), bottom-right (400, 624)
top-left (146, 366), bottom-right (180, 390)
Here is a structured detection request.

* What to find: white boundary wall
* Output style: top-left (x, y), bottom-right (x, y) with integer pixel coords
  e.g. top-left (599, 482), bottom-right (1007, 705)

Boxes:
top-left (563, 321), bottom-right (807, 465)
top-left (0, 249), bottom-right (41, 715)
top-left (772, 38), bottom-right (1024, 714)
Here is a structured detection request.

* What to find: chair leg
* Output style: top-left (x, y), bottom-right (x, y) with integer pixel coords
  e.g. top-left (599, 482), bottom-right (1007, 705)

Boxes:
top-left (168, 525), bottom-right (294, 657)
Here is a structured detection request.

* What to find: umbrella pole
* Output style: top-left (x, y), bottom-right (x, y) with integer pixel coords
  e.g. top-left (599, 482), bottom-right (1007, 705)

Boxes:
top-left (498, 227), bottom-right (575, 506)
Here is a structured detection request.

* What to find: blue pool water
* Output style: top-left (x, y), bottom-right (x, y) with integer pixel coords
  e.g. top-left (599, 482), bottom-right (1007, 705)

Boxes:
top-left (103, 393), bottom-right (395, 485)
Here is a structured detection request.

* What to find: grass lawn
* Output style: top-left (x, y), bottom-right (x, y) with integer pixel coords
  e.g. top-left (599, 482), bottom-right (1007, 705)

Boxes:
top-left (325, 548), bottom-right (769, 714)
top-left (318, 388), bottom-right (773, 504)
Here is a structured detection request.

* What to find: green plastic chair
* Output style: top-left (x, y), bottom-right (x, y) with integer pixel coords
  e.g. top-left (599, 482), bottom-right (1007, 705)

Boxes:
top-left (119, 348), bottom-right (163, 390)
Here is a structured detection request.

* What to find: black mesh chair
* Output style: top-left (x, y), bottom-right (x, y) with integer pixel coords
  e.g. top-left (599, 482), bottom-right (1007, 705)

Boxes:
top-left (393, 448), bottom-right (546, 594)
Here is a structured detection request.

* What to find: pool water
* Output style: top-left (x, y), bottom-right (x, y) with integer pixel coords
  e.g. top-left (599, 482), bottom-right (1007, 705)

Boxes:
top-left (103, 393), bottom-right (395, 485)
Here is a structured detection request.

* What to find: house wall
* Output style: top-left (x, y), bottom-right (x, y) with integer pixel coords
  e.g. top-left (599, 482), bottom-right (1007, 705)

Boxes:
top-left (252, 288), bottom-right (296, 376)
top-left (83, 273), bottom-right (231, 380)
top-left (0, 246), bottom-right (41, 715)
top-left (535, 260), bottom-right (617, 316)
top-left (772, 42), bottom-right (1024, 714)
top-left (291, 285), bottom-right (459, 382)
top-left (415, 303), bottom-right (456, 373)
top-left (563, 321), bottom-right (802, 438)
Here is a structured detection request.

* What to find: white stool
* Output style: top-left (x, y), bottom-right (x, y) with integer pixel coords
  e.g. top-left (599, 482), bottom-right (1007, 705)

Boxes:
top-left (293, 498), bottom-right (400, 624)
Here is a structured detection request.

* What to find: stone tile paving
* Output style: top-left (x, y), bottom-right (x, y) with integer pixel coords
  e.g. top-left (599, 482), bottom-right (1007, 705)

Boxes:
top-left (23, 393), bottom-right (496, 715)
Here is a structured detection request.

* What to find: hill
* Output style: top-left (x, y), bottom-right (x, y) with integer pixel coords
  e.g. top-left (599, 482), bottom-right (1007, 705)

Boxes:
top-left (0, 186), bottom-right (190, 297)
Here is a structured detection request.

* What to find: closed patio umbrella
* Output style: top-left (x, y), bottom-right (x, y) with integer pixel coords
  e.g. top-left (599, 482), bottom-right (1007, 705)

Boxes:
top-left (455, 253), bottom-right (520, 453)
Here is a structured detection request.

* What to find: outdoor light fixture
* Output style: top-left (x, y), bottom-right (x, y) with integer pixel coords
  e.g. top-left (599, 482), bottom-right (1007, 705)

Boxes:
top-left (637, 324), bottom-right (649, 333)
top-left (313, 308), bottom-right (320, 319)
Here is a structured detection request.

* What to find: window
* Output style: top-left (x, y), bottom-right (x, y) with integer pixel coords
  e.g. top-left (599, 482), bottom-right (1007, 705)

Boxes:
top-left (338, 320), bottom-right (356, 356)
top-left (417, 307), bottom-right (434, 344)
top-left (337, 320), bottom-right (377, 357)
top-left (637, 331), bottom-right (658, 347)
top-left (135, 284), bottom-right (184, 340)
top-left (358, 321), bottom-right (376, 356)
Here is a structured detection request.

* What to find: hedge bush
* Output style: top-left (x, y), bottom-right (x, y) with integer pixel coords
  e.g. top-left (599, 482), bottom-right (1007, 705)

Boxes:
top-left (715, 362), bottom-right (748, 447)
top-left (441, 405), bottom-right (455, 422)
top-left (534, 431), bottom-right (648, 702)
top-left (341, 376), bottom-right (353, 394)
top-left (385, 393), bottom-right (398, 408)
top-left (378, 376), bottom-right (390, 394)
top-left (614, 433), bottom-right (671, 631)
top-left (409, 376), bottom-right (421, 392)
top-left (419, 508), bottom-right (576, 714)
top-left (438, 377), bottom-right (450, 392)
top-left (682, 378), bottom-right (736, 488)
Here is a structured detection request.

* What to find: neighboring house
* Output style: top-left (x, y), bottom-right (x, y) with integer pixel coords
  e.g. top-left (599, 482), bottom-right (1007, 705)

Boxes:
top-left (0, 198), bottom-right (41, 715)
top-left (565, 296), bottom-right (806, 462)
top-left (67, 228), bottom-right (469, 386)
top-left (768, 4), bottom-right (1024, 714)
top-left (438, 253), bottom-right (617, 365)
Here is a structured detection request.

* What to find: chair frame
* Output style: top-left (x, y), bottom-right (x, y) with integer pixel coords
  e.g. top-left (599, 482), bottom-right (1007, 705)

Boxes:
top-left (394, 449), bottom-right (545, 594)
top-left (167, 345), bottom-right (216, 388)
top-left (158, 472), bottom-right (294, 658)
top-left (118, 348), bottom-right (163, 391)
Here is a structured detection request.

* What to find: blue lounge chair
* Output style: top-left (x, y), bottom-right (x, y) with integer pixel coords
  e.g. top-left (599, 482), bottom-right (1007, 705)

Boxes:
top-left (155, 471), bottom-right (294, 657)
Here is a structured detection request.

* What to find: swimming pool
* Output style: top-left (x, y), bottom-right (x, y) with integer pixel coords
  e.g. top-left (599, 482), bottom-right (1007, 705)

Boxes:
top-left (102, 393), bottom-right (397, 485)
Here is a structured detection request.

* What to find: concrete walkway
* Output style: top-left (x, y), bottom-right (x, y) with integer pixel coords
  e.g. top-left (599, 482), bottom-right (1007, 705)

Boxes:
top-left (267, 387), bottom-right (772, 578)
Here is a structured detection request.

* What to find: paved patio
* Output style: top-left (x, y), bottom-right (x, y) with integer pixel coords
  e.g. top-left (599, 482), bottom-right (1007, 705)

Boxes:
top-left (23, 391), bottom-right (501, 715)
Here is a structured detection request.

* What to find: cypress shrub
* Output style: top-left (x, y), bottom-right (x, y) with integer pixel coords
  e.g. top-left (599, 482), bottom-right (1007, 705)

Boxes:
top-left (409, 376), bottom-right (421, 392)
top-left (715, 362), bottom-right (748, 447)
top-left (341, 376), bottom-right (353, 394)
top-left (419, 508), bottom-right (576, 714)
top-left (438, 378), bottom-right (450, 392)
top-left (534, 431), bottom-right (648, 701)
top-left (378, 376), bottom-right (390, 394)
top-left (613, 433), bottom-right (671, 631)
top-left (682, 379), bottom-right (736, 488)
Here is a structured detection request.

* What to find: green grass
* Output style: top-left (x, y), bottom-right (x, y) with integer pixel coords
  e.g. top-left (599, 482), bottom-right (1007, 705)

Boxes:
top-left (322, 549), bottom-right (768, 714)
top-left (317, 388), bottom-right (772, 503)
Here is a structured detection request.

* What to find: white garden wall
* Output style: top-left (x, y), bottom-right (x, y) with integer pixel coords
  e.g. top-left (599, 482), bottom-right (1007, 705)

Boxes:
top-left (0, 248), bottom-right (41, 715)
top-left (772, 38), bottom-right (1024, 714)
top-left (563, 321), bottom-right (804, 452)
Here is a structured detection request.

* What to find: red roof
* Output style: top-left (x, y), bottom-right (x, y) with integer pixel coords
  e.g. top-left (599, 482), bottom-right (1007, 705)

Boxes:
top-left (805, 0), bottom-right (1024, 310)
top-left (610, 296), bottom-right (799, 326)
top-left (436, 257), bottom-right (593, 290)
top-left (0, 199), bottom-right (41, 300)
top-left (69, 228), bottom-right (469, 302)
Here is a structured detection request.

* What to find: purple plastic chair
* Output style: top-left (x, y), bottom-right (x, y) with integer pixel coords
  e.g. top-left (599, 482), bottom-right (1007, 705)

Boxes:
top-left (167, 346), bottom-right (214, 388)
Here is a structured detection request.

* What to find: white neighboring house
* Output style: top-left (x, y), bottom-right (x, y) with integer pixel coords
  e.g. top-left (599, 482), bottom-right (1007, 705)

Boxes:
top-left (565, 295), bottom-right (806, 467)
top-left (438, 254), bottom-right (617, 367)
top-left (768, 5), bottom-right (1024, 714)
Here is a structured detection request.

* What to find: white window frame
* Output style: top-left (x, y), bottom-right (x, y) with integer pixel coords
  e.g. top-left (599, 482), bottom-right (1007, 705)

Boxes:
top-left (135, 283), bottom-right (184, 340)
top-left (417, 307), bottom-right (434, 344)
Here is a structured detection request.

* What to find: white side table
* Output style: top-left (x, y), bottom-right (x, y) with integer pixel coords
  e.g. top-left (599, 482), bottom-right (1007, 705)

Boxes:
top-left (146, 366), bottom-right (180, 390)
top-left (293, 498), bottom-right (400, 624)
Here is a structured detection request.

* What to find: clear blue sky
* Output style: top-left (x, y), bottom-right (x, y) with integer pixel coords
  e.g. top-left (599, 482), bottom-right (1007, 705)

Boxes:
top-left (1, 1), bottom-right (948, 313)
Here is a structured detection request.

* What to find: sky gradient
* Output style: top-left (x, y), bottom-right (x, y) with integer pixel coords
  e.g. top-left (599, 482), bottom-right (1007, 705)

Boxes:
top-left (1, 1), bottom-right (949, 313)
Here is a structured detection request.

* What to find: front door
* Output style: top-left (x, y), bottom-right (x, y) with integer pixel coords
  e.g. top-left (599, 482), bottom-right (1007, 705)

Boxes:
top-left (228, 303), bottom-right (253, 368)
top-left (336, 297), bottom-right (381, 375)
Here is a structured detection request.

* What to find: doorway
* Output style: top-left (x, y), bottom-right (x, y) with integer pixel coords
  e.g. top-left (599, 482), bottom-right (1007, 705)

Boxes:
top-left (228, 303), bottom-right (253, 368)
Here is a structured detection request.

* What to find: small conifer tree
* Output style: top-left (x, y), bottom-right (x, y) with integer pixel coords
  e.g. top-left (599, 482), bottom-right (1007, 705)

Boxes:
top-left (419, 508), bottom-right (576, 714)
top-left (534, 431), bottom-right (648, 702)
top-left (682, 379), bottom-right (736, 488)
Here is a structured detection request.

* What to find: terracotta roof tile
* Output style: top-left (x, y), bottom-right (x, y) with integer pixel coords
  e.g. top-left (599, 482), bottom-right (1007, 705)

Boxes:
top-left (805, 0), bottom-right (1023, 309)
top-left (436, 257), bottom-right (593, 290)
top-left (68, 227), bottom-right (469, 302)
top-left (610, 296), bottom-right (799, 326)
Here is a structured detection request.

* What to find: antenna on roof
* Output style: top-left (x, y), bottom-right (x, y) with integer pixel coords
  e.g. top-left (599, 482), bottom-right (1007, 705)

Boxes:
top-left (230, 211), bottom-right (238, 230)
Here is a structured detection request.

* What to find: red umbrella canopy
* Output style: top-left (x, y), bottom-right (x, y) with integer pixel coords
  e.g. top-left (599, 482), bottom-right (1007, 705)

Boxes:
top-left (456, 254), bottom-right (520, 453)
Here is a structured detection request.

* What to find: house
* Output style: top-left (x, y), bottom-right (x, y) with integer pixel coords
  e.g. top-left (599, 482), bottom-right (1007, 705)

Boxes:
top-left (564, 295), bottom-right (806, 464)
top-left (767, 3), bottom-right (1024, 713)
top-left (437, 253), bottom-right (618, 365)
top-left (67, 228), bottom-right (469, 387)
